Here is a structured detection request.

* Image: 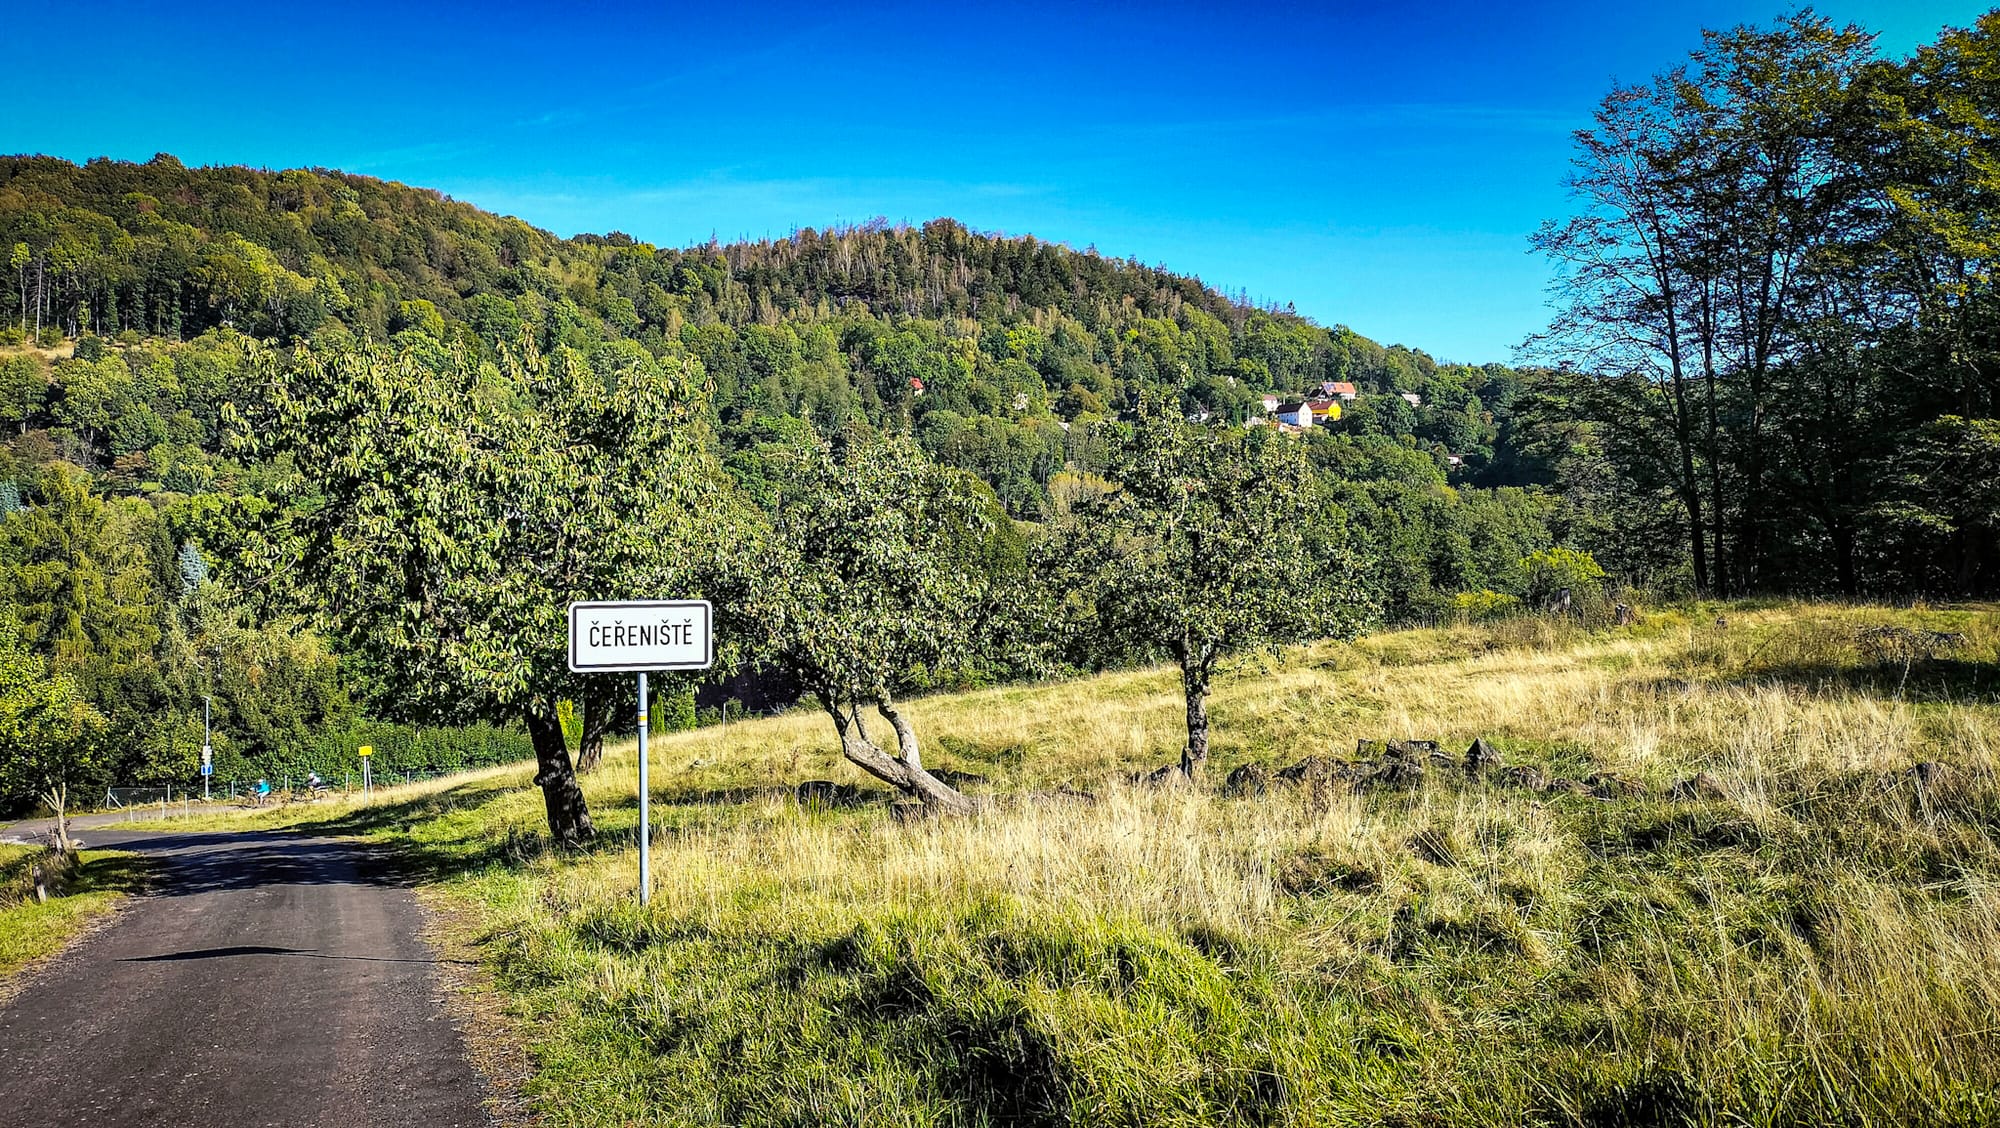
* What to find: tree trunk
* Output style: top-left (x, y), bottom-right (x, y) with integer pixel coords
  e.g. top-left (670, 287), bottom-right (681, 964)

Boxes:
top-left (1179, 661), bottom-right (1211, 778)
top-left (827, 698), bottom-right (971, 813)
top-left (1831, 518), bottom-right (1858, 598)
top-left (43, 783), bottom-right (71, 853)
top-left (575, 693), bottom-right (612, 773)
top-left (874, 695), bottom-right (924, 773)
top-left (526, 707), bottom-right (594, 846)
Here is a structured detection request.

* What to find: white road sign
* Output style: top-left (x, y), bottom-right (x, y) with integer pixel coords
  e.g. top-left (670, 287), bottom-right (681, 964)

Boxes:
top-left (567, 600), bottom-right (714, 673)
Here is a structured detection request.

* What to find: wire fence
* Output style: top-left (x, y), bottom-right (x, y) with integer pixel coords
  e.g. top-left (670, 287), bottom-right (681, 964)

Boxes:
top-left (102, 766), bottom-right (476, 812)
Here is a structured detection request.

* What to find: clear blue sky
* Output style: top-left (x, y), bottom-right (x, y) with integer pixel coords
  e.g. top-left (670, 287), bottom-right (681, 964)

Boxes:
top-left (6, 1), bottom-right (1989, 362)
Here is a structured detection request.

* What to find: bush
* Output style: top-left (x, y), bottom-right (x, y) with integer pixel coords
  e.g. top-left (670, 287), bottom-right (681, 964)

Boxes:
top-left (248, 720), bottom-right (533, 784)
top-left (652, 687), bottom-right (697, 733)
top-left (1519, 547), bottom-right (1610, 621)
top-left (1450, 589), bottom-right (1523, 623)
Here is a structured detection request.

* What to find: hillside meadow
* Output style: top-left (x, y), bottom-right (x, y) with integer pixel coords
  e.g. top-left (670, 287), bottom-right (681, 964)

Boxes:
top-left (145, 602), bottom-right (2000, 1126)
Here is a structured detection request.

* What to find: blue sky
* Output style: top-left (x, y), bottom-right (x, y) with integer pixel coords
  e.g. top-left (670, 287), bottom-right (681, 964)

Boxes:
top-left (6, 1), bottom-right (1990, 361)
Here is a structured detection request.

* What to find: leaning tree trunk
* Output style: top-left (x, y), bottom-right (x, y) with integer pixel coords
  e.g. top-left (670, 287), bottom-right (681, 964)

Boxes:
top-left (43, 784), bottom-right (72, 854)
top-left (526, 707), bottom-right (595, 846)
top-left (1179, 661), bottom-right (1212, 778)
top-left (826, 694), bottom-right (972, 813)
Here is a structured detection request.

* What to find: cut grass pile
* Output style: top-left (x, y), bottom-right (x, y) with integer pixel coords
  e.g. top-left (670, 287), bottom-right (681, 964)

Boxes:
top-left (150, 602), bottom-right (2000, 1126)
top-left (0, 845), bottom-right (148, 983)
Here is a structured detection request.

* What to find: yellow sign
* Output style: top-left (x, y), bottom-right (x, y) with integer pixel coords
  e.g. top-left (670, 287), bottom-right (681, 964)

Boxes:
top-left (358, 745), bottom-right (372, 758)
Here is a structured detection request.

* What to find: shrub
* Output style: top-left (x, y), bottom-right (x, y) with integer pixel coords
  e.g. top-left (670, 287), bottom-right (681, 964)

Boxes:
top-left (1519, 547), bottom-right (1610, 620)
top-left (1450, 589), bottom-right (1523, 623)
top-left (652, 686), bottom-right (697, 733)
top-left (250, 720), bottom-right (533, 784)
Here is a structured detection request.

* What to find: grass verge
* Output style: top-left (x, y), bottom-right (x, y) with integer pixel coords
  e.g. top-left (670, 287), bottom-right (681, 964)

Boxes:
top-left (131, 602), bottom-right (2000, 1126)
top-left (0, 845), bottom-right (149, 991)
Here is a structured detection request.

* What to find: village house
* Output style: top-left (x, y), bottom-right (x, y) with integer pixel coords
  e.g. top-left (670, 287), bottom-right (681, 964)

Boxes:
top-left (1273, 401), bottom-right (1315, 428)
top-left (1260, 393), bottom-right (1281, 414)
top-left (1305, 396), bottom-right (1342, 422)
top-left (1321, 381), bottom-right (1358, 401)
top-left (1400, 391), bottom-right (1423, 407)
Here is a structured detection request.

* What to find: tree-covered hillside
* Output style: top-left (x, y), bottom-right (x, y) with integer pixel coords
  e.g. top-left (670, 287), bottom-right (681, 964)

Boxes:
top-left (1, 150), bottom-right (1569, 587)
top-left (6, 6), bottom-right (2000, 831)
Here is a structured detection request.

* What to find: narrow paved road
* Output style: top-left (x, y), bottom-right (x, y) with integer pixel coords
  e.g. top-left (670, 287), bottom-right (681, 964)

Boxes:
top-left (0, 819), bottom-right (492, 1128)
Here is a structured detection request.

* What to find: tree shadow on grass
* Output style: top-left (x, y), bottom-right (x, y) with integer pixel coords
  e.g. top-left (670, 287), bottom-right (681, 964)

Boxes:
top-left (72, 851), bottom-right (153, 897)
top-left (1649, 658), bottom-right (1999, 704)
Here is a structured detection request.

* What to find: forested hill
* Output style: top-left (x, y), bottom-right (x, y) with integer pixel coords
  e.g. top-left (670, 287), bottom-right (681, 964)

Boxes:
top-left (0, 152), bottom-right (1436, 393)
top-left (2, 151), bottom-right (1545, 549)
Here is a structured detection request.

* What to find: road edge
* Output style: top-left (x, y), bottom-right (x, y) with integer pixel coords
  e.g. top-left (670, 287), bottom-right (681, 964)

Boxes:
top-left (417, 884), bottom-right (542, 1128)
top-left (0, 850), bottom-right (151, 1008)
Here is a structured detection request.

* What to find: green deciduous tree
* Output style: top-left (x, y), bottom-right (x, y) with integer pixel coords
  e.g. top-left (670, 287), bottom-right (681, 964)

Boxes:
top-left (744, 427), bottom-right (992, 811)
top-left (1051, 399), bottom-right (1375, 778)
top-left (0, 622), bottom-right (108, 850)
top-left (230, 337), bottom-right (725, 844)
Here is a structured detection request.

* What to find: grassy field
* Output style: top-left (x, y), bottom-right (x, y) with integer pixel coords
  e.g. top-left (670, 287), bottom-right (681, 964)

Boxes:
top-left (158, 602), bottom-right (2000, 1126)
top-left (0, 845), bottom-right (147, 988)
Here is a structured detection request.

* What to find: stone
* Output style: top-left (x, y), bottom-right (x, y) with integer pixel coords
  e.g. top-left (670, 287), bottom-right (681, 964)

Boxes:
top-left (1362, 755), bottom-right (1427, 790)
top-left (1386, 739), bottom-right (1440, 759)
top-left (796, 780), bottom-right (859, 806)
top-left (1667, 771), bottom-right (1728, 801)
top-left (1584, 772), bottom-right (1647, 800)
top-left (1545, 776), bottom-right (1590, 796)
top-left (1224, 762), bottom-right (1272, 797)
top-left (1908, 761), bottom-right (1955, 791)
top-left (1499, 765), bottom-right (1548, 791)
top-left (1464, 739), bottom-right (1503, 777)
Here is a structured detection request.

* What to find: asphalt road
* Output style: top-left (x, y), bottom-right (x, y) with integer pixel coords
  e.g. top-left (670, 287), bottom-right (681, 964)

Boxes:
top-left (0, 818), bottom-right (492, 1128)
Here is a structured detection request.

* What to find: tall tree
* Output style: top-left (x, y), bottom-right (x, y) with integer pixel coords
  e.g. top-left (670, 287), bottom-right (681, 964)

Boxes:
top-left (229, 337), bottom-right (724, 844)
top-left (0, 621), bottom-right (108, 851)
top-left (1530, 13), bottom-right (1876, 594)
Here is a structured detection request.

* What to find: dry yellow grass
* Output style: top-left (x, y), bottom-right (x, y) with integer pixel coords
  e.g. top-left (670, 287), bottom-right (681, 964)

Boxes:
top-left (143, 602), bottom-right (2000, 1124)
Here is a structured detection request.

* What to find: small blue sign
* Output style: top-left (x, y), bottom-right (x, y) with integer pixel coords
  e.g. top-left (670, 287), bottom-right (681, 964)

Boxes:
top-left (200, 762), bottom-right (213, 776)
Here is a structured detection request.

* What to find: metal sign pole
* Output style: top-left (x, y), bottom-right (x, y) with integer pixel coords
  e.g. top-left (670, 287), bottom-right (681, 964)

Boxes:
top-left (564, 601), bottom-right (711, 908)
top-left (637, 672), bottom-right (651, 905)
top-left (201, 696), bottom-right (212, 801)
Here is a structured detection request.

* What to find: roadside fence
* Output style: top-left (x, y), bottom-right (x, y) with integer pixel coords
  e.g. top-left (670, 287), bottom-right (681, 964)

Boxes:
top-left (102, 766), bottom-right (476, 811)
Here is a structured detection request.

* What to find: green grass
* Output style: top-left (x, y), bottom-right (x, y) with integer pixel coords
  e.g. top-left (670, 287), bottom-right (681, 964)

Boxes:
top-left (133, 602), bottom-right (2000, 1126)
top-left (0, 846), bottom-right (149, 982)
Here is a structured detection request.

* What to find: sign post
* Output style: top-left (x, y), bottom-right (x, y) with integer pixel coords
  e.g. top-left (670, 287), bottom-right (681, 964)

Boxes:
top-left (358, 744), bottom-right (373, 799)
top-left (201, 695), bottom-right (213, 801)
top-left (567, 600), bottom-right (714, 904)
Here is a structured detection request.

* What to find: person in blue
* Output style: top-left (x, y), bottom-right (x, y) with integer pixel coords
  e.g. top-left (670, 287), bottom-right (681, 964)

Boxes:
top-left (254, 778), bottom-right (271, 806)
